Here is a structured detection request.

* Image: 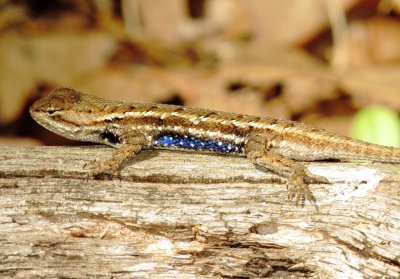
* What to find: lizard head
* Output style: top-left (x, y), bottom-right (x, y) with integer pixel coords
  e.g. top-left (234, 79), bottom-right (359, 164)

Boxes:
top-left (30, 87), bottom-right (99, 142)
top-left (30, 87), bottom-right (125, 146)
top-left (30, 87), bottom-right (84, 140)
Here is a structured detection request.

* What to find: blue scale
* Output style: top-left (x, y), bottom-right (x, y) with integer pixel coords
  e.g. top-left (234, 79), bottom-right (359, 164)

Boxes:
top-left (153, 133), bottom-right (243, 154)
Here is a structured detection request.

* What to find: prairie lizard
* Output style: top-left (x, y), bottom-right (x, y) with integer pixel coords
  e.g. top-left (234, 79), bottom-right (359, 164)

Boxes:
top-left (30, 87), bottom-right (400, 207)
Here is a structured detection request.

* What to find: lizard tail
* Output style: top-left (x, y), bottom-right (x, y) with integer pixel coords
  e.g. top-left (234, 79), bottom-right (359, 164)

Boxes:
top-left (327, 136), bottom-right (400, 163)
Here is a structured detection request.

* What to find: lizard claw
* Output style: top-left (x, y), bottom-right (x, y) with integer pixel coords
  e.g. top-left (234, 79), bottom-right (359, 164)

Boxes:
top-left (287, 169), bottom-right (324, 211)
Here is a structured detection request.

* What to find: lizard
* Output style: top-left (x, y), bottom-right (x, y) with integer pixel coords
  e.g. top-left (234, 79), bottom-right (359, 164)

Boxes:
top-left (29, 87), bottom-right (400, 208)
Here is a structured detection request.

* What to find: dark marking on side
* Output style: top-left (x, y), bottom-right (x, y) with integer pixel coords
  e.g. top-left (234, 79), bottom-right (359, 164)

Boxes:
top-left (99, 130), bottom-right (121, 145)
top-left (203, 111), bottom-right (217, 118)
top-left (109, 106), bottom-right (118, 113)
top-left (172, 107), bottom-right (186, 113)
top-left (269, 119), bottom-right (278, 125)
top-left (148, 105), bottom-right (160, 110)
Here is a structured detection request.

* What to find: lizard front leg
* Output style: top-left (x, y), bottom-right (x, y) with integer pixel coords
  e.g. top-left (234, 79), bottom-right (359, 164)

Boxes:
top-left (245, 134), bottom-right (329, 208)
top-left (87, 132), bottom-right (148, 178)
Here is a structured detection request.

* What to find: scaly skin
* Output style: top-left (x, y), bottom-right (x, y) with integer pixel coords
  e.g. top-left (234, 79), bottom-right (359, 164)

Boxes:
top-left (30, 87), bottom-right (400, 208)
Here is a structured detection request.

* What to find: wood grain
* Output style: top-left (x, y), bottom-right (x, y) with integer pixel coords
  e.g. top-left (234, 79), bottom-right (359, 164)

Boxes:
top-left (0, 145), bottom-right (399, 278)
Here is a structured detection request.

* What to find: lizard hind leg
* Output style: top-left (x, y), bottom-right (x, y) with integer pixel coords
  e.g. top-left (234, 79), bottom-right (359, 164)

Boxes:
top-left (245, 134), bottom-right (328, 209)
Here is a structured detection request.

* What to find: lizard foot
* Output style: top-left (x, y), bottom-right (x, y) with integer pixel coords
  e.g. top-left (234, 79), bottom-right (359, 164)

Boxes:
top-left (84, 159), bottom-right (120, 180)
top-left (287, 168), bottom-right (329, 210)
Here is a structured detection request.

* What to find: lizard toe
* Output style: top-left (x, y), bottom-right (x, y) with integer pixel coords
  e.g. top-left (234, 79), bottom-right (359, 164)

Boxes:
top-left (287, 170), bottom-right (319, 210)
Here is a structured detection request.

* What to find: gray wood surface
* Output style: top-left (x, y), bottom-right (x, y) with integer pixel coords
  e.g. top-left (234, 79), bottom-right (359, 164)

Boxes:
top-left (0, 145), bottom-right (399, 278)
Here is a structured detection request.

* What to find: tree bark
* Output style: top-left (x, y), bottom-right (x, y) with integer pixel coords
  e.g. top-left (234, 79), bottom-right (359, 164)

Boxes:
top-left (0, 145), bottom-right (399, 278)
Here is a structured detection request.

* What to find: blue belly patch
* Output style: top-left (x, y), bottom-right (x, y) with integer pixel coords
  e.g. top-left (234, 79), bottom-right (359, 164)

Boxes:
top-left (153, 133), bottom-right (243, 154)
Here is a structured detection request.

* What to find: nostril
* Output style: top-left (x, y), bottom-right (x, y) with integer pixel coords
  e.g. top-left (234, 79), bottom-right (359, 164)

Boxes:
top-left (47, 110), bottom-right (56, 115)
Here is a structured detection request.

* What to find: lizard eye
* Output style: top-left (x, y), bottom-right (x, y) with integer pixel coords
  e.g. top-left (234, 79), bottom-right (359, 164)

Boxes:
top-left (45, 108), bottom-right (62, 115)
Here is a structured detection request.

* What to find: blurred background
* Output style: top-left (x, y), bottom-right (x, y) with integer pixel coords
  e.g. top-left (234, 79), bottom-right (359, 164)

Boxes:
top-left (1, 0), bottom-right (400, 147)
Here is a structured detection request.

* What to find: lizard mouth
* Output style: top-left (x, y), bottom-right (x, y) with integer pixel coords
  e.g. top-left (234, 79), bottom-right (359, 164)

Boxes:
top-left (29, 108), bottom-right (83, 140)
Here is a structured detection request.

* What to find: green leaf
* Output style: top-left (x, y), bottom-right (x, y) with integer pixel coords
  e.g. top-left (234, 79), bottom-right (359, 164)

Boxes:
top-left (350, 106), bottom-right (400, 147)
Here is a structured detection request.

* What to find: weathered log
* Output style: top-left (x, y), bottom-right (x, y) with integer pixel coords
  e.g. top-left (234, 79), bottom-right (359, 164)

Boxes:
top-left (0, 146), bottom-right (399, 278)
